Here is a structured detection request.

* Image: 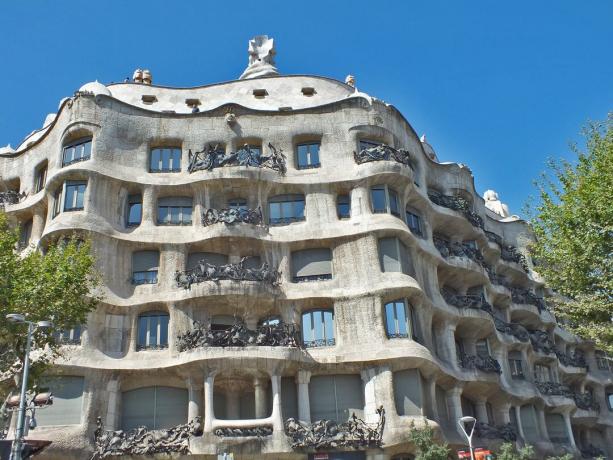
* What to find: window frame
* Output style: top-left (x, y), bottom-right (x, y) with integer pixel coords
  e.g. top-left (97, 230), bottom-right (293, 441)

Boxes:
top-left (405, 208), bottom-right (423, 237)
top-left (62, 137), bottom-right (92, 167)
top-left (291, 248), bottom-right (333, 283)
top-left (296, 142), bottom-right (321, 169)
top-left (268, 194), bottom-right (306, 225)
top-left (508, 352), bottom-right (525, 379)
top-left (149, 147), bottom-right (182, 173)
top-left (301, 309), bottom-right (335, 348)
top-left (19, 219), bottom-right (33, 248)
top-left (132, 251), bottom-right (160, 285)
top-left (137, 311), bottom-right (169, 350)
top-left (126, 194), bottom-right (143, 227)
top-left (34, 163), bottom-right (47, 193)
top-left (359, 139), bottom-right (382, 152)
top-left (336, 194), bottom-right (351, 219)
top-left (54, 325), bottom-right (82, 345)
top-left (384, 299), bottom-right (415, 339)
top-left (370, 184), bottom-right (401, 218)
top-left (157, 197), bottom-right (193, 226)
top-left (63, 181), bottom-right (87, 212)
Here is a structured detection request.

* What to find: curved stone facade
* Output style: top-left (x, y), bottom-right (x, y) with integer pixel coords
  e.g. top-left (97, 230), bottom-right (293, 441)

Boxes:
top-left (1, 58), bottom-right (612, 460)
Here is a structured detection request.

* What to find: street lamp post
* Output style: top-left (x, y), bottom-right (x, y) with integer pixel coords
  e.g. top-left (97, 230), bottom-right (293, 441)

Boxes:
top-left (458, 415), bottom-right (477, 460)
top-left (6, 314), bottom-right (53, 460)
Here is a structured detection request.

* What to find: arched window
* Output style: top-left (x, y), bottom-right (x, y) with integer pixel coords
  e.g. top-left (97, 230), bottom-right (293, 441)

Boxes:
top-left (137, 311), bottom-right (169, 350)
top-left (302, 309), bottom-right (335, 348)
top-left (370, 184), bottom-right (400, 217)
top-left (122, 386), bottom-right (188, 431)
top-left (546, 413), bottom-right (569, 444)
top-left (62, 137), bottom-right (92, 167)
top-left (384, 299), bottom-right (415, 339)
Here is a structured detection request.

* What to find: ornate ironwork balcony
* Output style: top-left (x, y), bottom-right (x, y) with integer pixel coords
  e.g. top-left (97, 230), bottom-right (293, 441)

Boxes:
top-left (441, 289), bottom-right (492, 313)
top-left (573, 392), bottom-right (600, 411)
top-left (353, 143), bottom-right (413, 168)
top-left (581, 445), bottom-right (606, 458)
top-left (202, 206), bottom-right (263, 226)
top-left (475, 422), bottom-right (517, 442)
top-left (187, 143), bottom-right (286, 174)
top-left (529, 330), bottom-right (556, 354)
top-left (175, 256), bottom-right (280, 289)
top-left (433, 237), bottom-right (484, 266)
top-left (459, 353), bottom-right (502, 373)
top-left (535, 381), bottom-right (573, 397)
top-left (484, 230), bottom-right (503, 246)
top-left (0, 190), bottom-right (26, 207)
top-left (215, 426), bottom-right (273, 437)
top-left (492, 317), bottom-right (530, 342)
top-left (500, 245), bottom-right (529, 272)
top-left (91, 416), bottom-right (202, 459)
top-left (428, 190), bottom-right (484, 229)
top-left (511, 287), bottom-right (546, 311)
top-left (284, 406), bottom-right (385, 450)
top-left (556, 350), bottom-right (588, 369)
top-left (177, 320), bottom-right (300, 351)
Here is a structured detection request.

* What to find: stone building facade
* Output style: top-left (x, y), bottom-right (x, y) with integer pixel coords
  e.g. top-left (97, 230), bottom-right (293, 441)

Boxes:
top-left (1, 37), bottom-right (612, 459)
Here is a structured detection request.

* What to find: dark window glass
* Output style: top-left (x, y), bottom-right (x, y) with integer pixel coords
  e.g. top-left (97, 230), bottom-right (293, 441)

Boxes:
top-left (337, 194), bottom-right (351, 219)
top-left (384, 299), bottom-right (412, 339)
top-left (127, 195), bottom-right (142, 226)
top-left (389, 189), bottom-right (400, 217)
top-left (64, 181), bottom-right (86, 211)
top-left (406, 210), bottom-right (423, 237)
top-left (371, 186), bottom-right (387, 213)
top-left (268, 194), bottom-right (305, 225)
top-left (53, 188), bottom-right (62, 218)
top-left (476, 339), bottom-right (490, 358)
top-left (35, 164), bottom-right (47, 193)
top-left (150, 147), bottom-right (181, 172)
top-left (132, 251), bottom-right (159, 285)
top-left (62, 138), bottom-right (92, 167)
top-left (297, 142), bottom-right (321, 169)
top-left (607, 392), bottom-right (613, 410)
top-left (19, 220), bottom-right (33, 248)
top-left (237, 144), bottom-right (262, 157)
top-left (137, 311), bottom-right (169, 350)
top-left (302, 310), bottom-right (335, 348)
top-left (359, 139), bottom-right (381, 151)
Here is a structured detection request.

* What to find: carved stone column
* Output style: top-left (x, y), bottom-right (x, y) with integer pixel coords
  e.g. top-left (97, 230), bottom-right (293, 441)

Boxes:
top-left (296, 370), bottom-right (311, 423)
top-left (424, 377), bottom-right (439, 420)
top-left (446, 386), bottom-right (463, 436)
top-left (141, 185), bottom-right (156, 226)
top-left (187, 377), bottom-right (202, 422)
top-left (495, 402), bottom-right (511, 425)
top-left (444, 322), bottom-right (459, 369)
top-left (31, 207), bottom-right (46, 243)
top-left (350, 185), bottom-right (368, 218)
top-left (475, 398), bottom-right (489, 424)
top-left (105, 376), bottom-right (121, 430)
top-left (270, 374), bottom-right (283, 432)
top-left (361, 368), bottom-right (378, 423)
top-left (536, 406), bottom-right (550, 442)
top-left (203, 370), bottom-right (216, 433)
top-left (514, 405), bottom-right (526, 441)
top-left (254, 377), bottom-right (268, 419)
top-left (562, 412), bottom-right (577, 448)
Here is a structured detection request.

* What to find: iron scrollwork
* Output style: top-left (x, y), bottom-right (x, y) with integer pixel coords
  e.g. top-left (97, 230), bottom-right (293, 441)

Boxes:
top-left (284, 406), bottom-right (385, 450)
top-left (529, 330), bottom-right (556, 355)
top-left (188, 143), bottom-right (286, 174)
top-left (175, 256), bottom-right (280, 289)
top-left (511, 287), bottom-right (547, 311)
top-left (177, 320), bottom-right (300, 351)
top-left (534, 381), bottom-right (573, 397)
top-left (428, 191), bottom-right (484, 230)
top-left (202, 207), bottom-right (264, 226)
top-left (459, 353), bottom-right (502, 374)
top-left (91, 416), bottom-right (202, 459)
top-left (0, 190), bottom-right (26, 207)
top-left (353, 144), bottom-right (413, 169)
top-left (474, 422), bottom-right (517, 442)
top-left (573, 392), bottom-right (600, 411)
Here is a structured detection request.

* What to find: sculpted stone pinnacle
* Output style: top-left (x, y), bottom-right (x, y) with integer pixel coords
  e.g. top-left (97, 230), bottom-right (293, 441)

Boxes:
top-left (239, 35), bottom-right (279, 79)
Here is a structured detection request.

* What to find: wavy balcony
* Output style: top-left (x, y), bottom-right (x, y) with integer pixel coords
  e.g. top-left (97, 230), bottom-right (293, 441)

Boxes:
top-left (475, 422), bottom-right (517, 442)
top-left (201, 206), bottom-right (264, 227)
top-left (187, 143), bottom-right (287, 174)
top-left (459, 353), bottom-right (502, 373)
top-left (529, 330), bottom-right (557, 355)
top-left (353, 143), bottom-right (414, 169)
top-left (428, 190), bottom-right (484, 230)
top-left (175, 257), bottom-right (281, 289)
top-left (0, 190), bottom-right (27, 207)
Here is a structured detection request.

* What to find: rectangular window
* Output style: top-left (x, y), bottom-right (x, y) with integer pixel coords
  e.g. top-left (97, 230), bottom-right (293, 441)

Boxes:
top-left (34, 164), bottom-right (47, 193)
top-left (150, 147), bottom-right (181, 172)
top-left (508, 351), bottom-right (524, 379)
top-left (132, 251), bottom-right (159, 285)
top-left (337, 194), bottom-right (351, 219)
top-left (405, 210), bottom-right (423, 237)
top-left (157, 197), bottom-right (193, 225)
top-left (384, 299), bottom-right (413, 339)
top-left (137, 312), bottom-right (169, 350)
top-left (534, 363), bottom-right (552, 382)
top-left (268, 194), bottom-right (305, 225)
top-left (475, 339), bottom-right (490, 358)
top-left (296, 142), bottom-right (321, 169)
top-left (127, 194), bottom-right (142, 226)
top-left (309, 375), bottom-right (364, 423)
top-left (19, 220), bottom-right (32, 248)
top-left (53, 187), bottom-right (63, 218)
top-left (291, 248), bottom-right (332, 282)
top-left (393, 369), bottom-right (423, 416)
top-left (302, 310), bottom-right (335, 347)
top-left (389, 189), bottom-right (400, 217)
top-left (228, 198), bottom-right (248, 211)
top-left (63, 181), bottom-right (86, 211)
top-left (35, 376), bottom-right (84, 426)
top-left (378, 237), bottom-right (413, 275)
top-left (371, 186), bottom-right (387, 213)
top-left (62, 138), bottom-right (92, 167)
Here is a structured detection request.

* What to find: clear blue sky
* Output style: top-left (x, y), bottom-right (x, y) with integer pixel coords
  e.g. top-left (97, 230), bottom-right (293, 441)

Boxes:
top-left (1, 0), bottom-right (611, 215)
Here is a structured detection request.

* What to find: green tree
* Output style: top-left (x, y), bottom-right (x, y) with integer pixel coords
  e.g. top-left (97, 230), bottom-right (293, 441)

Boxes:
top-left (496, 442), bottom-right (535, 460)
top-left (0, 212), bottom-right (100, 403)
top-left (408, 419), bottom-right (451, 460)
top-left (527, 115), bottom-right (613, 353)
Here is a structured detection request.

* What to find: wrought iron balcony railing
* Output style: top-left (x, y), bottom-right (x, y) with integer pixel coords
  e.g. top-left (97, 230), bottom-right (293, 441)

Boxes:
top-left (428, 190), bottom-right (484, 230)
top-left (529, 330), bottom-right (556, 355)
top-left (175, 256), bottom-right (280, 289)
top-left (292, 274), bottom-right (332, 283)
top-left (573, 392), bottom-right (600, 411)
top-left (500, 245), bottom-right (529, 272)
top-left (177, 320), bottom-right (300, 350)
top-left (511, 287), bottom-right (547, 311)
top-left (441, 289), bottom-right (492, 313)
top-left (459, 353), bottom-right (502, 373)
top-left (474, 422), bottom-right (517, 442)
top-left (353, 143), bottom-right (413, 168)
top-left (534, 381), bottom-right (573, 397)
top-left (492, 317), bottom-right (530, 342)
top-left (0, 190), bottom-right (26, 207)
top-left (484, 230), bottom-right (503, 246)
top-left (433, 237), bottom-right (484, 266)
top-left (303, 338), bottom-right (336, 348)
top-left (581, 445), bottom-right (606, 459)
top-left (556, 350), bottom-right (588, 369)
top-left (187, 143), bottom-right (286, 174)
top-left (202, 206), bottom-right (264, 226)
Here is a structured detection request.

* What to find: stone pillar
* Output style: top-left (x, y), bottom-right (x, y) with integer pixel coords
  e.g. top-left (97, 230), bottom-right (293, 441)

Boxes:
top-left (424, 377), bottom-right (439, 420)
top-left (475, 398), bottom-right (489, 424)
top-left (361, 368), bottom-right (378, 423)
top-left (296, 370), bottom-right (311, 423)
top-left (562, 412), bottom-right (577, 448)
top-left (444, 322), bottom-right (459, 369)
top-left (128, 312), bottom-right (138, 352)
top-left (536, 407), bottom-right (550, 441)
top-left (446, 387), bottom-right (463, 436)
top-left (254, 377), bottom-right (268, 419)
top-left (31, 207), bottom-right (46, 243)
top-left (495, 402), bottom-right (511, 425)
top-left (270, 374), bottom-right (284, 432)
top-left (187, 377), bottom-right (202, 422)
top-left (141, 185), bottom-right (156, 226)
top-left (514, 406), bottom-right (526, 441)
top-left (203, 371), bottom-right (216, 433)
top-left (350, 185), bottom-right (368, 218)
top-left (105, 377), bottom-right (121, 430)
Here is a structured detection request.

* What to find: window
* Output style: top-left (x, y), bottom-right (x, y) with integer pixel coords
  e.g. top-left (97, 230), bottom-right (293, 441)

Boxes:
top-left (54, 325), bottom-right (82, 345)
top-left (268, 194), bottom-right (305, 225)
top-left (187, 252), bottom-right (228, 270)
top-left (596, 352), bottom-right (611, 371)
top-left (132, 250), bottom-right (159, 285)
top-left (337, 194), bottom-right (351, 219)
top-left (35, 376), bottom-right (84, 426)
top-left (607, 390), bottom-right (613, 410)
top-left (237, 144), bottom-right (262, 157)
top-left (157, 197), bottom-right (193, 225)
top-left (228, 198), bottom-right (248, 211)
top-left (405, 209), bottom-right (423, 237)
top-left (291, 248), bottom-right (332, 282)
top-left (127, 194), bottom-right (142, 226)
top-left (475, 339), bottom-right (490, 358)
top-left (309, 375), bottom-right (363, 422)
top-left (62, 138), bottom-right (92, 166)
top-left (302, 309), bottom-right (335, 347)
top-left (296, 142), bottom-right (321, 169)
top-left (520, 405), bottom-right (541, 442)
top-left (534, 363), bottom-right (552, 382)
top-left (393, 369), bottom-right (423, 416)
top-left (63, 181), bottom-right (86, 211)
top-left (34, 163), bottom-right (47, 193)
top-left (378, 237), bottom-right (413, 275)
top-left (53, 187), bottom-right (62, 218)
top-left (150, 147), bottom-right (181, 172)
top-left (122, 386), bottom-right (188, 431)
top-left (508, 350), bottom-right (524, 379)
top-left (137, 311), bottom-right (169, 350)
top-left (359, 139), bottom-right (382, 151)
top-left (546, 413), bottom-right (569, 444)
top-left (384, 299), bottom-right (415, 339)
top-left (370, 185), bottom-right (400, 217)
top-left (19, 220), bottom-right (32, 248)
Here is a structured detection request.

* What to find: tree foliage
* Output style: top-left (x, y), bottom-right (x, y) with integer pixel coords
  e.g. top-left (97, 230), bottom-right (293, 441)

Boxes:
top-left (496, 442), bottom-right (535, 460)
top-left (527, 115), bottom-right (613, 353)
top-left (407, 419), bottom-right (451, 460)
top-left (0, 212), bottom-right (100, 401)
